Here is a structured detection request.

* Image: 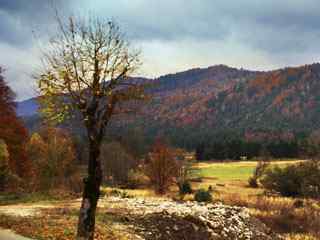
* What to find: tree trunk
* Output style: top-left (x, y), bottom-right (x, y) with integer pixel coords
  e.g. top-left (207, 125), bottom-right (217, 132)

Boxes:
top-left (76, 138), bottom-right (102, 240)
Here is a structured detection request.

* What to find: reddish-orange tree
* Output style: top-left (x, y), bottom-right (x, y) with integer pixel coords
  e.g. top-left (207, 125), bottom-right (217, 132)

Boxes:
top-left (145, 140), bottom-right (179, 194)
top-left (0, 67), bottom-right (31, 180)
top-left (36, 16), bottom-right (143, 239)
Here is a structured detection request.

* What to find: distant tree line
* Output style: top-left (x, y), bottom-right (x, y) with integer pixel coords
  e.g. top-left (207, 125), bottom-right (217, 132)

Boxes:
top-left (21, 113), bottom-right (320, 163)
top-left (103, 126), bottom-right (320, 161)
top-left (195, 136), bottom-right (320, 161)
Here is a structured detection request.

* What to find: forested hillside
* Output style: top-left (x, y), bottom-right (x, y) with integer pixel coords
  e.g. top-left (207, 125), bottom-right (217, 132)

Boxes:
top-left (18, 63), bottom-right (320, 153)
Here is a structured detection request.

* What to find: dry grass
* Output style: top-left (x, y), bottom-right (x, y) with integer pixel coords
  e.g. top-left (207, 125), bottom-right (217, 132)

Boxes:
top-left (189, 160), bottom-right (320, 240)
top-left (1, 160), bottom-right (316, 240)
top-left (284, 234), bottom-right (319, 240)
top-left (101, 186), bottom-right (170, 199)
top-left (194, 160), bottom-right (304, 169)
top-left (0, 209), bottom-right (125, 240)
top-left (214, 190), bottom-right (320, 239)
top-left (101, 160), bottom-right (319, 239)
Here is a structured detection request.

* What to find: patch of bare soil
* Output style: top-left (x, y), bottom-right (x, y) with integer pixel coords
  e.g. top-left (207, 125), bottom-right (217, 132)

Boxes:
top-left (0, 228), bottom-right (34, 240)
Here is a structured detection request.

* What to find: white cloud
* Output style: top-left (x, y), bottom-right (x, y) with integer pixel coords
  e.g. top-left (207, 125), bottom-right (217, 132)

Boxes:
top-left (0, 43), bottom-right (41, 100)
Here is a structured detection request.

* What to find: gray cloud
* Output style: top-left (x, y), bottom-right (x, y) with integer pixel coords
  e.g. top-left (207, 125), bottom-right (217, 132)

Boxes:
top-left (0, 10), bottom-right (29, 46)
top-left (0, 0), bottom-right (320, 100)
top-left (81, 0), bottom-right (231, 42)
top-left (0, 0), bottom-right (72, 47)
top-left (2, 0), bottom-right (320, 50)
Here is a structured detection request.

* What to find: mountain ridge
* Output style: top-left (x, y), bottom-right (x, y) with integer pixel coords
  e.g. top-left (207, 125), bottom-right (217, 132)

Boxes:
top-left (17, 64), bottom-right (254, 116)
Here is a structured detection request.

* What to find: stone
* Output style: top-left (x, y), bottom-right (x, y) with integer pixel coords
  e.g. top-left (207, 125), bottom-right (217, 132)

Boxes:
top-left (104, 196), bottom-right (283, 240)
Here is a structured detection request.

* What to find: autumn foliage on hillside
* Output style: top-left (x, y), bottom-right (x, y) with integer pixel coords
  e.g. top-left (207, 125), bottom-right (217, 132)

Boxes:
top-left (0, 67), bottom-right (32, 182)
top-left (140, 65), bottom-right (257, 126)
top-left (130, 64), bottom-right (320, 132)
top-left (201, 63), bottom-right (320, 133)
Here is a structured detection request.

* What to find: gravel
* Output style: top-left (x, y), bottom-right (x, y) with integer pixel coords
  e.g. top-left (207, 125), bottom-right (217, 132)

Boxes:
top-left (105, 197), bottom-right (283, 240)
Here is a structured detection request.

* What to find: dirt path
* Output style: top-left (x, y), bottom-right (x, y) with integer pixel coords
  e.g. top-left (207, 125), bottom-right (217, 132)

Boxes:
top-left (0, 228), bottom-right (34, 240)
top-left (0, 200), bottom-right (81, 217)
top-left (0, 197), bottom-right (280, 240)
top-left (0, 200), bottom-right (81, 240)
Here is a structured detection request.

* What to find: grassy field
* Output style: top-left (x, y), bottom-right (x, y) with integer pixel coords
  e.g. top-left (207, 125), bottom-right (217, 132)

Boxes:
top-left (104, 159), bottom-right (319, 240)
top-left (188, 160), bottom-right (302, 197)
top-left (193, 160), bottom-right (301, 181)
top-left (189, 160), bottom-right (319, 240)
top-left (0, 160), bottom-right (318, 240)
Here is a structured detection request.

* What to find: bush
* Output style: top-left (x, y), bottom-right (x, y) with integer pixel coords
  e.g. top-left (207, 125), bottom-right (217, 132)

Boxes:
top-left (248, 155), bottom-right (270, 188)
top-left (109, 189), bottom-right (122, 196)
top-left (248, 177), bottom-right (259, 188)
top-left (126, 169), bottom-right (148, 189)
top-left (293, 199), bottom-right (304, 208)
top-left (179, 181), bottom-right (193, 195)
top-left (194, 188), bottom-right (212, 202)
top-left (107, 189), bottom-right (133, 198)
top-left (261, 161), bottom-right (320, 198)
top-left (119, 191), bottom-right (134, 199)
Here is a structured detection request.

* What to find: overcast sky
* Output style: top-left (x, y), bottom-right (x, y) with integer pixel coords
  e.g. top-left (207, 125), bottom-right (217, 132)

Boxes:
top-left (1, 0), bottom-right (320, 100)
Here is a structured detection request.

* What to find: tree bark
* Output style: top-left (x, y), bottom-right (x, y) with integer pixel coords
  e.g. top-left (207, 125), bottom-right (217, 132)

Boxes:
top-left (76, 137), bottom-right (102, 240)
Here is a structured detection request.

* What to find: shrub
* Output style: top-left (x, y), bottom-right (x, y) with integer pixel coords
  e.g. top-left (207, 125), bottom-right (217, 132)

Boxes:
top-left (194, 188), bottom-right (212, 202)
top-left (261, 161), bottom-right (320, 198)
top-left (107, 189), bottom-right (133, 198)
top-left (293, 199), bottom-right (304, 208)
top-left (109, 189), bottom-right (122, 196)
top-left (179, 181), bottom-right (193, 195)
top-left (119, 191), bottom-right (134, 199)
top-left (248, 154), bottom-right (270, 188)
top-left (126, 169), bottom-right (148, 189)
top-left (248, 177), bottom-right (259, 188)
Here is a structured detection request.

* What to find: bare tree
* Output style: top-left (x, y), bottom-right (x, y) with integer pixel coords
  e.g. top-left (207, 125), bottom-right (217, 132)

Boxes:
top-left (36, 15), bottom-right (143, 240)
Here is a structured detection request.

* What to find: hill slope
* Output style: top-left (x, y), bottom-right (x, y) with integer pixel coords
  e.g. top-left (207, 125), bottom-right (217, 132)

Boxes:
top-left (17, 63), bottom-right (320, 143)
top-left (204, 63), bottom-right (320, 132)
top-left (16, 98), bottom-right (38, 116)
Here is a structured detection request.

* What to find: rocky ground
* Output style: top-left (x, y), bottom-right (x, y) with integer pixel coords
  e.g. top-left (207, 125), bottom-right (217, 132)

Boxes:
top-left (104, 196), bottom-right (282, 240)
top-left (0, 196), bottom-right (282, 240)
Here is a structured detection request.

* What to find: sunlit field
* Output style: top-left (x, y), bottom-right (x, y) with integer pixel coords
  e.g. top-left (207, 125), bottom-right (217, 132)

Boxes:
top-left (187, 160), bottom-right (319, 240)
top-left (193, 160), bottom-right (302, 180)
